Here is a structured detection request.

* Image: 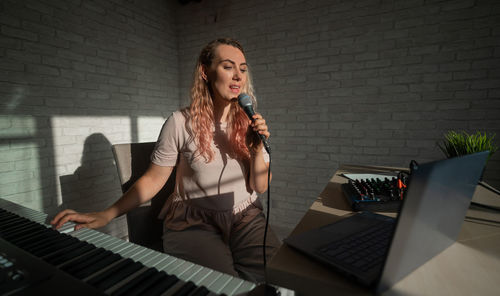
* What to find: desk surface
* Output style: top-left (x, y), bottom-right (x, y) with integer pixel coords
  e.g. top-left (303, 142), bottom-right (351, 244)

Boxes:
top-left (267, 164), bottom-right (500, 296)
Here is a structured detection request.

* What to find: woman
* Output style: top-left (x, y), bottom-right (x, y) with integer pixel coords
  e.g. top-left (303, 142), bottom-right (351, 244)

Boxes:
top-left (51, 38), bottom-right (281, 282)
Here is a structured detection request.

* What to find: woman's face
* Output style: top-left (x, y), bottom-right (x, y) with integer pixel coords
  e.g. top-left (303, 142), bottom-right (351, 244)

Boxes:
top-left (205, 44), bottom-right (248, 104)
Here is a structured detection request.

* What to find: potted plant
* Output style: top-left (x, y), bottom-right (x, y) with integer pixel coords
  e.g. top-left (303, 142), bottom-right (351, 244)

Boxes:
top-left (437, 131), bottom-right (498, 160)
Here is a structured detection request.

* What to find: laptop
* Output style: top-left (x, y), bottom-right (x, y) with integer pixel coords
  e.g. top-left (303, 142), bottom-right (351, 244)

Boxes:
top-left (284, 151), bottom-right (489, 293)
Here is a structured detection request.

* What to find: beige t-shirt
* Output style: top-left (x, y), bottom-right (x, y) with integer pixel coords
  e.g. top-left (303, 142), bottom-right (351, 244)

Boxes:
top-left (151, 110), bottom-right (268, 236)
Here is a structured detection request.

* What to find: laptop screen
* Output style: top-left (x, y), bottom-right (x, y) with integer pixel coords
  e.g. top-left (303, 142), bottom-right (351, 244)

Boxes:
top-left (377, 151), bottom-right (488, 293)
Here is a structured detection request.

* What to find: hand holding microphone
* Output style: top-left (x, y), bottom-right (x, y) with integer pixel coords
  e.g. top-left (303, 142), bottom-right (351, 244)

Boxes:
top-left (238, 93), bottom-right (271, 154)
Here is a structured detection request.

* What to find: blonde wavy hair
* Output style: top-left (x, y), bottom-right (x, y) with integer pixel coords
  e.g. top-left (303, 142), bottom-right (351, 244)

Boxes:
top-left (188, 38), bottom-right (257, 163)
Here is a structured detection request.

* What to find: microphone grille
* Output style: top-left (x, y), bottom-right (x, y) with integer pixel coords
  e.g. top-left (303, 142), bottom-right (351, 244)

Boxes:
top-left (237, 93), bottom-right (253, 108)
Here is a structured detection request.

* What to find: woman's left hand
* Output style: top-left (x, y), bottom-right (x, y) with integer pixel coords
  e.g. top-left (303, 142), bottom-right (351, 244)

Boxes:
top-left (247, 113), bottom-right (269, 154)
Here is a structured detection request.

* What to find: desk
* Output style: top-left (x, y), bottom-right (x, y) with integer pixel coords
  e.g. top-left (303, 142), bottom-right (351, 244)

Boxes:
top-left (267, 165), bottom-right (500, 295)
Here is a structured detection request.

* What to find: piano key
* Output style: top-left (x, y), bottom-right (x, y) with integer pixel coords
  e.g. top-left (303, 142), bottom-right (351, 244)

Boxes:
top-left (179, 265), bottom-right (207, 282)
top-left (58, 222), bottom-right (78, 234)
top-left (32, 234), bottom-right (77, 257)
top-left (208, 274), bottom-right (234, 294)
top-left (61, 248), bottom-right (107, 274)
top-left (148, 252), bottom-right (174, 269)
top-left (26, 234), bottom-right (75, 257)
top-left (110, 267), bottom-right (159, 296)
top-left (47, 242), bottom-right (95, 266)
top-left (132, 247), bottom-right (156, 262)
top-left (171, 281), bottom-right (196, 296)
top-left (43, 240), bottom-right (90, 264)
top-left (189, 286), bottom-right (210, 296)
top-left (101, 238), bottom-right (133, 254)
top-left (219, 276), bottom-right (248, 296)
top-left (141, 251), bottom-right (168, 266)
top-left (0, 215), bottom-right (25, 227)
top-left (180, 264), bottom-right (204, 282)
top-left (2, 224), bottom-right (46, 243)
top-left (0, 198), bottom-right (258, 295)
top-left (154, 253), bottom-right (180, 270)
top-left (75, 252), bottom-right (121, 279)
top-left (232, 280), bottom-right (256, 295)
top-left (87, 232), bottom-right (138, 255)
top-left (0, 219), bottom-right (40, 235)
top-left (143, 273), bottom-right (179, 296)
top-left (120, 243), bottom-right (149, 258)
top-left (161, 279), bottom-right (194, 296)
top-left (73, 231), bottom-right (138, 255)
top-left (187, 266), bottom-right (213, 285)
top-left (0, 218), bottom-right (41, 234)
top-left (16, 229), bottom-right (58, 249)
top-left (70, 250), bottom-right (115, 278)
top-left (71, 227), bottom-right (103, 242)
top-left (172, 281), bottom-right (197, 296)
top-left (25, 231), bottom-right (65, 253)
top-left (81, 230), bottom-right (118, 246)
top-left (87, 258), bottom-right (134, 286)
top-left (40, 237), bottom-right (82, 260)
top-left (197, 272), bottom-right (224, 292)
top-left (167, 260), bottom-right (196, 278)
top-left (96, 260), bottom-right (143, 290)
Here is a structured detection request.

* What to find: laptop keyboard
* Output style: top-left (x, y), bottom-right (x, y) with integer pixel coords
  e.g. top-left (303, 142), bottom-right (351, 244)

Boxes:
top-left (316, 221), bottom-right (394, 272)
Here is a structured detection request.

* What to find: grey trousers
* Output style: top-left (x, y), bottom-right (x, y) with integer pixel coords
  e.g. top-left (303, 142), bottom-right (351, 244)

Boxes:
top-left (162, 213), bottom-right (281, 283)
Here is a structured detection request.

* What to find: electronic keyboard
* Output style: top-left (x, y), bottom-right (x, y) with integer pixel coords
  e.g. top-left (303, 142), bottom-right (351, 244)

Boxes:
top-left (0, 197), bottom-right (258, 296)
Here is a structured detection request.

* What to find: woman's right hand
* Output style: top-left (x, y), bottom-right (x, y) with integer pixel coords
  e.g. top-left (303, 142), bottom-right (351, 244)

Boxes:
top-left (50, 209), bottom-right (112, 231)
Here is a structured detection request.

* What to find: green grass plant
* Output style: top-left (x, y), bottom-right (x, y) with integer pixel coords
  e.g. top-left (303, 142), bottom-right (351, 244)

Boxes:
top-left (438, 131), bottom-right (498, 160)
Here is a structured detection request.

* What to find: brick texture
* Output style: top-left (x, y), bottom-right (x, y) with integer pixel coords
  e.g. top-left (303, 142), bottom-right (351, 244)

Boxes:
top-left (1, 0), bottom-right (499, 241)
top-left (176, 0), bottom-right (500, 238)
top-left (0, 0), bottom-right (179, 239)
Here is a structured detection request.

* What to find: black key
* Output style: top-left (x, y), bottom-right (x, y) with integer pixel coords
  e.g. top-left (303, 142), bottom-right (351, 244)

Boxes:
top-left (62, 248), bottom-right (107, 274)
top-left (34, 236), bottom-right (80, 258)
top-left (11, 228), bottom-right (53, 247)
top-left (0, 216), bottom-right (26, 229)
top-left (8, 227), bottom-right (46, 246)
top-left (111, 268), bottom-right (161, 296)
top-left (142, 273), bottom-right (179, 296)
top-left (1, 219), bottom-right (37, 234)
top-left (60, 248), bottom-right (104, 273)
top-left (3, 226), bottom-right (47, 246)
top-left (87, 259), bottom-right (134, 286)
top-left (24, 231), bottom-right (62, 253)
top-left (48, 242), bottom-right (95, 266)
top-left (2, 222), bottom-right (44, 240)
top-left (75, 252), bottom-right (121, 279)
top-left (189, 286), bottom-right (210, 296)
top-left (42, 240), bottom-right (86, 262)
top-left (67, 249), bottom-right (113, 277)
top-left (96, 261), bottom-right (143, 290)
top-left (32, 235), bottom-right (73, 257)
top-left (173, 281), bottom-right (196, 296)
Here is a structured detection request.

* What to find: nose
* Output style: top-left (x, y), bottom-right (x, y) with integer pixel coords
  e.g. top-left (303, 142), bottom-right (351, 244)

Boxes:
top-left (233, 69), bottom-right (242, 81)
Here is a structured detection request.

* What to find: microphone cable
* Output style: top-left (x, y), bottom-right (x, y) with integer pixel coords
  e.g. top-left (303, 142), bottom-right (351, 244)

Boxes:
top-left (263, 151), bottom-right (271, 268)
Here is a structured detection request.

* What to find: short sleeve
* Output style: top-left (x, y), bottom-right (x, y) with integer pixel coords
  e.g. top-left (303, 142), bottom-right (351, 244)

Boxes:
top-left (262, 146), bottom-right (270, 163)
top-left (151, 113), bottom-right (180, 167)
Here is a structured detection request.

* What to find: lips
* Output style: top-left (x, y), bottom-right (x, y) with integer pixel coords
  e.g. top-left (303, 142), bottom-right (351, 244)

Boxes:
top-left (230, 85), bottom-right (240, 94)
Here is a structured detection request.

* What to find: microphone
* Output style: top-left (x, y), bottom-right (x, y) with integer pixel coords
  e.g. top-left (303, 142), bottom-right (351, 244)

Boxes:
top-left (237, 93), bottom-right (271, 154)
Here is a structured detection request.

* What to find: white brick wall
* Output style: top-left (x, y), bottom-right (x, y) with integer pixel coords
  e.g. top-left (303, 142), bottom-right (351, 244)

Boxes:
top-left (0, 0), bottom-right (180, 239)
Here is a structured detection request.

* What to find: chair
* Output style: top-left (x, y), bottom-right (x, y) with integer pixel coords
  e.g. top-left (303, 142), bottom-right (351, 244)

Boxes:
top-left (111, 142), bottom-right (176, 251)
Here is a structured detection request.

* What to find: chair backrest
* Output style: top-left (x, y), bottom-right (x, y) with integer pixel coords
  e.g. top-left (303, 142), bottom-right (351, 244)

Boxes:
top-left (111, 142), bottom-right (175, 251)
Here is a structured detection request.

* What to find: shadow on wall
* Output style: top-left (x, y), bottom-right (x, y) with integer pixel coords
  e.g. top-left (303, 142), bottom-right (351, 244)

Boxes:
top-left (57, 133), bottom-right (126, 238)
